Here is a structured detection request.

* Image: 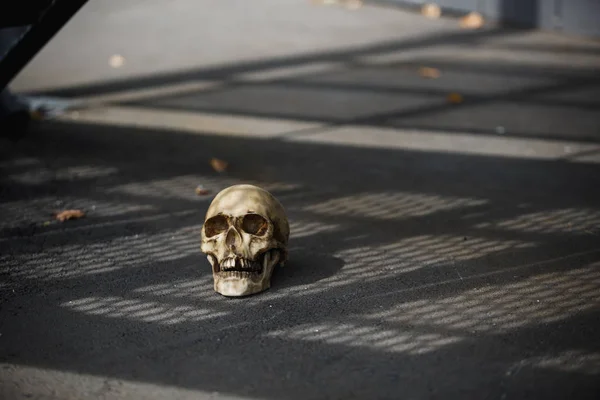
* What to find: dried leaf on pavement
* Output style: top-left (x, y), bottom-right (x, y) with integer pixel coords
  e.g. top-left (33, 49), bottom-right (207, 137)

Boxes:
top-left (55, 209), bottom-right (85, 222)
top-left (421, 4), bottom-right (441, 19)
top-left (195, 185), bottom-right (211, 196)
top-left (29, 110), bottom-right (46, 121)
top-left (459, 12), bottom-right (484, 29)
top-left (210, 158), bottom-right (228, 172)
top-left (344, 0), bottom-right (362, 10)
top-left (109, 54), bottom-right (126, 68)
top-left (447, 93), bottom-right (464, 104)
top-left (418, 67), bottom-right (441, 79)
top-left (310, 0), bottom-right (339, 5)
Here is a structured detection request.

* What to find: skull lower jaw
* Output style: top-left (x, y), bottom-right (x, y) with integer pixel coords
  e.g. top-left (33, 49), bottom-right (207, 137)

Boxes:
top-left (210, 250), bottom-right (280, 297)
top-left (214, 274), bottom-right (271, 297)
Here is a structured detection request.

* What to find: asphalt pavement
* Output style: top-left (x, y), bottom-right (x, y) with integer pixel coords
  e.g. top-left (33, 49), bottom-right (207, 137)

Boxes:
top-left (1, 1), bottom-right (600, 399)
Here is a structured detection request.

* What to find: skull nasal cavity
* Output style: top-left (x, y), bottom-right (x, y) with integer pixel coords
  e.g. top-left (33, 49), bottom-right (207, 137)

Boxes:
top-left (226, 229), bottom-right (239, 249)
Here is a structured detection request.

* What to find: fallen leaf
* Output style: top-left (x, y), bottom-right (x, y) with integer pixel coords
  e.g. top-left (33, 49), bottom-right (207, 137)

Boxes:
top-left (195, 185), bottom-right (211, 196)
top-left (447, 93), bottom-right (464, 104)
top-left (344, 0), bottom-right (362, 10)
top-left (55, 209), bottom-right (85, 222)
top-left (459, 12), bottom-right (484, 29)
top-left (421, 3), bottom-right (441, 19)
top-left (418, 66), bottom-right (441, 79)
top-left (42, 221), bottom-right (51, 226)
top-left (29, 110), bottom-right (46, 121)
top-left (310, 0), bottom-right (339, 5)
top-left (109, 54), bottom-right (126, 68)
top-left (210, 158), bottom-right (228, 172)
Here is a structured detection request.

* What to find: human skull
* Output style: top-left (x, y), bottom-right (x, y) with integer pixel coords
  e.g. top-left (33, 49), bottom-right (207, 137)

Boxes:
top-left (200, 184), bottom-right (290, 297)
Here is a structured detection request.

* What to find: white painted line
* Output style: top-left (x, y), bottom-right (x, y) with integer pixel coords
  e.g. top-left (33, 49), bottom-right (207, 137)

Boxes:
top-left (56, 105), bottom-right (323, 138)
top-left (287, 125), bottom-right (600, 163)
top-left (55, 105), bottom-right (600, 163)
top-left (76, 80), bottom-right (224, 105)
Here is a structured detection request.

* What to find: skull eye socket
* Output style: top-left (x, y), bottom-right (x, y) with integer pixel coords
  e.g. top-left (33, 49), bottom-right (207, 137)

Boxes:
top-left (241, 214), bottom-right (269, 236)
top-left (204, 215), bottom-right (229, 237)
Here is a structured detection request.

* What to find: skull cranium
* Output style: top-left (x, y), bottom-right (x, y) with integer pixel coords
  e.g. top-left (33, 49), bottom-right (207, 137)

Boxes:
top-left (200, 184), bottom-right (289, 297)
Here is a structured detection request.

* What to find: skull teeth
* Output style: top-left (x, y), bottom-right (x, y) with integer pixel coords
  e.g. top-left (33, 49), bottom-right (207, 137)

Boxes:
top-left (223, 258), bottom-right (235, 268)
top-left (220, 257), bottom-right (262, 272)
top-left (217, 250), bottom-right (281, 274)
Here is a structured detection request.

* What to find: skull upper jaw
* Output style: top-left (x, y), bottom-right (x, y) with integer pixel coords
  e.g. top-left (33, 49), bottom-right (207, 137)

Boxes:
top-left (206, 249), bottom-right (281, 297)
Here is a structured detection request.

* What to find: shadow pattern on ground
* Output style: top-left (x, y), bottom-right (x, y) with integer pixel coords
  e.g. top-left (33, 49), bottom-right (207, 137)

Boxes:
top-left (1, 22), bottom-right (600, 400)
